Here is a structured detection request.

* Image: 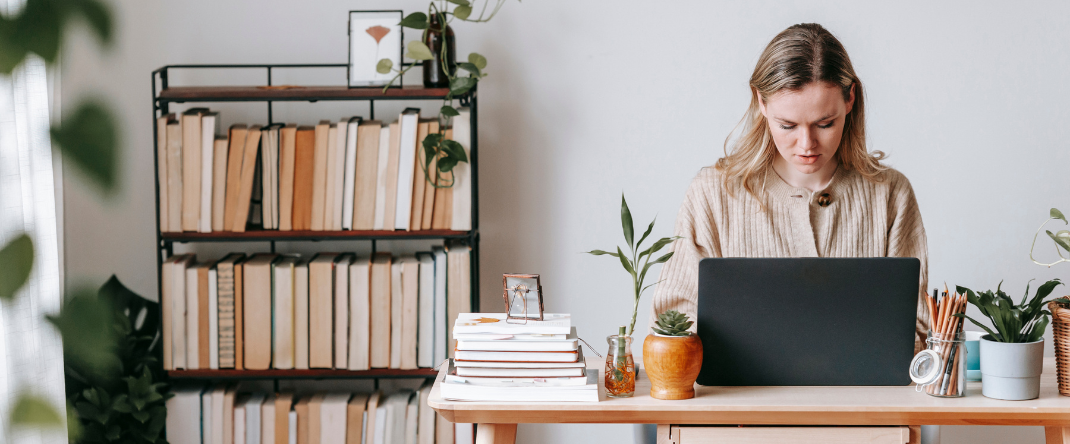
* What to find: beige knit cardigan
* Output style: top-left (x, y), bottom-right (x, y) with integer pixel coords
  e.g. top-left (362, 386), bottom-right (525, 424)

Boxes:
top-left (650, 165), bottom-right (930, 353)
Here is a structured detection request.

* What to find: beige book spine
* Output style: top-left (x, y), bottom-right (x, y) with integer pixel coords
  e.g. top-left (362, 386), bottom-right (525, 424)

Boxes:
top-left (243, 255), bottom-right (277, 370)
top-left (233, 126), bottom-right (262, 232)
top-left (420, 121), bottom-right (439, 230)
top-left (400, 259), bottom-right (420, 370)
top-left (431, 129), bottom-right (453, 229)
top-left (310, 121), bottom-right (330, 231)
top-left (381, 122), bottom-right (401, 231)
top-left (344, 394), bottom-right (368, 444)
top-left (353, 121), bottom-right (381, 230)
top-left (308, 255), bottom-right (336, 368)
top-left (323, 125), bottom-right (339, 231)
top-left (222, 126), bottom-right (248, 231)
top-left (156, 115), bottom-right (172, 232)
top-left (369, 253), bottom-right (392, 368)
top-left (274, 392), bottom-right (293, 444)
top-left (211, 137), bottom-right (228, 231)
top-left (166, 122), bottom-right (183, 232)
top-left (161, 256), bottom-right (174, 370)
top-left (198, 265), bottom-right (210, 368)
top-left (389, 261), bottom-right (403, 369)
top-left (279, 125), bottom-right (297, 231)
top-left (410, 120), bottom-right (430, 230)
top-left (233, 260), bottom-right (244, 370)
top-left (181, 112), bottom-right (202, 231)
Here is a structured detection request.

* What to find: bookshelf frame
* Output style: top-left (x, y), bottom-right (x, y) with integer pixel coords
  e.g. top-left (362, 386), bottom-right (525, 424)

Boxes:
top-left (150, 64), bottom-right (480, 380)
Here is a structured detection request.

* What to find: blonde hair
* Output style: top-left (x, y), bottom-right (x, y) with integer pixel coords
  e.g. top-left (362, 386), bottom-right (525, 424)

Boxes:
top-left (716, 23), bottom-right (886, 202)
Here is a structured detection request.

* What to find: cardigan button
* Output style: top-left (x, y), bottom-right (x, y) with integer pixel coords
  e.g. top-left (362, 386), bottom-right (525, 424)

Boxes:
top-left (817, 193), bottom-right (832, 207)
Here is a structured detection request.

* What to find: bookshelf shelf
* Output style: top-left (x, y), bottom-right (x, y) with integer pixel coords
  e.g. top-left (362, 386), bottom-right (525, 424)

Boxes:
top-left (157, 85), bottom-right (455, 103)
top-left (161, 229), bottom-right (473, 243)
top-left (168, 368), bottom-right (438, 380)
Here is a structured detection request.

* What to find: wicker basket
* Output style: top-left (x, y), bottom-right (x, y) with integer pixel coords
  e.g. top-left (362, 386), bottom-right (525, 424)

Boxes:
top-left (1050, 301), bottom-right (1070, 397)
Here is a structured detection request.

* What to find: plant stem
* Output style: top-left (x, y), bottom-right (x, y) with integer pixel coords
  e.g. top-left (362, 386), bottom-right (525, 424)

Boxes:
top-left (1030, 217), bottom-right (1070, 267)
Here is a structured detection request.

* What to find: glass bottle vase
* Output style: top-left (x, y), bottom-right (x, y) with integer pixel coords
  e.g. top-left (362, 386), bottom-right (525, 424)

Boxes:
top-left (422, 12), bottom-right (456, 88)
top-left (605, 333), bottom-right (635, 398)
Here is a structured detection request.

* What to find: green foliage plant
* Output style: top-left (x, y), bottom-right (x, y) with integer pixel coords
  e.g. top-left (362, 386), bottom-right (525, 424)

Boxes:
top-left (954, 279), bottom-right (1063, 343)
top-left (584, 194), bottom-right (680, 336)
top-left (652, 310), bottom-right (693, 337)
top-left (1030, 208), bottom-right (1070, 268)
top-left (375, 0), bottom-right (511, 189)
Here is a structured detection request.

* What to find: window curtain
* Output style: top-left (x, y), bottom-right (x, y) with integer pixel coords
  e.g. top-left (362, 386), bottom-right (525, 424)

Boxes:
top-left (0, 39), bottom-right (66, 444)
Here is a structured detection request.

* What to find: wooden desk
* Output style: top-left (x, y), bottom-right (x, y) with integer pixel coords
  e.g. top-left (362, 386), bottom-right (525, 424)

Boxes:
top-left (428, 358), bottom-right (1070, 444)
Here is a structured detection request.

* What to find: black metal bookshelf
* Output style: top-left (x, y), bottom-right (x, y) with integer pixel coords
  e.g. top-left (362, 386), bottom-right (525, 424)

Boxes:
top-left (151, 64), bottom-right (480, 380)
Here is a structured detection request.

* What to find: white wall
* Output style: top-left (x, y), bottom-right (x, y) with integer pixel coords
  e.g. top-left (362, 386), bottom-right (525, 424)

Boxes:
top-left (61, 1), bottom-right (1070, 443)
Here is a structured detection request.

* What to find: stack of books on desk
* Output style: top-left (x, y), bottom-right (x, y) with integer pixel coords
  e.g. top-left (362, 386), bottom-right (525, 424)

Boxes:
top-left (440, 313), bottom-right (598, 402)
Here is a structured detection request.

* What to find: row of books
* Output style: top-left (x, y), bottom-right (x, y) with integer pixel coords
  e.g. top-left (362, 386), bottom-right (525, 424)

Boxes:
top-left (156, 107), bottom-right (473, 233)
top-left (166, 384), bottom-right (474, 444)
top-left (440, 314), bottom-right (598, 402)
top-left (161, 247), bottom-right (471, 371)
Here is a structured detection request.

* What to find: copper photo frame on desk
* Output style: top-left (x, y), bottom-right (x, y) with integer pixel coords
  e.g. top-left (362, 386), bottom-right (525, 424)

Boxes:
top-left (502, 274), bottom-right (544, 322)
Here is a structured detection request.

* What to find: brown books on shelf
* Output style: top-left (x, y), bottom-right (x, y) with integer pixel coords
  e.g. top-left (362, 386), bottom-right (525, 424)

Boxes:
top-left (431, 129), bottom-right (454, 229)
top-left (352, 120), bottom-right (381, 230)
top-left (181, 108), bottom-right (206, 232)
top-left (348, 256), bottom-right (371, 371)
top-left (223, 125), bottom-right (248, 231)
top-left (279, 124), bottom-right (297, 231)
top-left (233, 257), bottom-right (245, 370)
top-left (381, 122), bottom-right (401, 232)
top-left (294, 396), bottom-right (311, 444)
top-left (217, 253), bottom-right (244, 369)
top-left (197, 263), bottom-right (210, 369)
top-left (334, 254), bottom-right (354, 369)
top-left (310, 121), bottom-right (330, 231)
top-left (309, 254), bottom-right (338, 368)
top-left (447, 246), bottom-right (471, 359)
top-left (243, 253), bottom-right (278, 370)
top-left (211, 137), bottom-right (229, 232)
top-left (166, 120), bottom-right (184, 233)
top-left (295, 258), bottom-right (311, 370)
top-left (345, 394), bottom-right (368, 444)
top-left (369, 253), bottom-right (392, 368)
top-left (323, 124), bottom-right (339, 232)
top-left (156, 113), bottom-right (175, 232)
top-left (161, 255), bottom-right (176, 370)
top-left (400, 258), bottom-right (420, 370)
top-left (330, 119), bottom-right (349, 231)
top-left (307, 394), bottom-right (324, 444)
top-left (389, 259), bottom-right (403, 369)
top-left (274, 392), bottom-right (293, 444)
top-left (409, 119), bottom-right (430, 230)
top-left (292, 126), bottom-right (315, 231)
top-left (420, 120), bottom-right (439, 230)
top-left (233, 125), bottom-right (262, 232)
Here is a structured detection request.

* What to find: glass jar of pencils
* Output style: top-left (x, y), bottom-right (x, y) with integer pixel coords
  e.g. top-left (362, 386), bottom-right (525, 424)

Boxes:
top-left (605, 326), bottom-right (635, 398)
top-left (910, 330), bottom-right (966, 397)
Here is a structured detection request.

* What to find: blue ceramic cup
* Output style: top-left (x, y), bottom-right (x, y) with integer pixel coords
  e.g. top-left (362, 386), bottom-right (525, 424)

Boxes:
top-left (965, 331), bottom-right (983, 381)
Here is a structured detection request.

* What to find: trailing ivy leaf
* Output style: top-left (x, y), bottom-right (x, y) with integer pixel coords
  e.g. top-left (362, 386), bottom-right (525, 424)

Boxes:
top-left (620, 194), bottom-right (634, 249)
top-left (14, 0), bottom-right (62, 64)
top-left (1054, 230), bottom-right (1070, 253)
top-left (398, 12), bottom-right (428, 29)
top-left (1047, 230), bottom-right (1070, 254)
top-left (441, 139), bottom-right (467, 162)
top-left (11, 393), bottom-right (63, 428)
top-left (51, 99), bottom-right (119, 193)
top-left (1052, 208), bottom-right (1067, 224)
top-left (446, 0), bottom-right (471, 5)
top-left (457, 62), bottom-right (481, 76)
top-left (47, 288), bottom-right (119, 378)
top-left (468, 52), bottom-right (487, 70)
top-left (583, 249), bottom-right (620, 257)
top-left (437, 157), bottom-right (458, 173)
top-left (405, 41), bottom-right (433, 60)
top-left (453, 5), bottom-right (472, 20)
top-left (78, 0), bottom-right (113, 46)
top-left (376, 58), bottom-right (393, 74)
top-left (449, 76), bottom-right (476, 96)
top-left (440, 105), bottom-right (460, 117)
top-left (0, 233), bottom-right (34, 301)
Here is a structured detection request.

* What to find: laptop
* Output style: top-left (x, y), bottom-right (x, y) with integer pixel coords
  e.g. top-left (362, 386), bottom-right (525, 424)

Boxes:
top-left (695, 258), bottom-right (920, 386)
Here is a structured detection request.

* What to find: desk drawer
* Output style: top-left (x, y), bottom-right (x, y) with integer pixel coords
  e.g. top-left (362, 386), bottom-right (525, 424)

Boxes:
top-left (659, 425), bottom-right (918, 444)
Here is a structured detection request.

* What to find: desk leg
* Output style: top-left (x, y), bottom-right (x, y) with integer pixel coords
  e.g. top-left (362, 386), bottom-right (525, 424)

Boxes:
top-left (475, 424), bottom-right (517, 444)
top-left (1046, 427), bottom-right (1070, 444)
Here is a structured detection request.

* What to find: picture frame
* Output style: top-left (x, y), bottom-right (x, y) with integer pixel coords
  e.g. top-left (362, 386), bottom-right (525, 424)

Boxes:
top-left (502, 274), bottom-right (545, 322)
top-left (348, 10), bottom-right (403, 88)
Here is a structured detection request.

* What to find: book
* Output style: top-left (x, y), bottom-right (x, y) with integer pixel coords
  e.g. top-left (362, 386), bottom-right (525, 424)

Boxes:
top-left (452, 313), bottom-right (571, 335)
top-left (262, 396), bottom-right (276, 444)
top-left (446, 247), bottom-right (471, 358)
top-left (440, 370), bottom-right (598, 402)
top-left (400, 258), bottom-right (420, 370)
top-left (224, 384), bottom-right (237, 444)
top-left (364, 392), bottom-right (381, 444)
top-left (201, 386), bottom-right (213, 444)
top-left (323, 124), bottom-right (339, 231)
top-left (420, 120), bottom-right (439, 230)
top-left (445, 373), bottom-right (590, 386)
top-left (308, 394), bottom-right (325, 444)
top-left (394, 109), bottom-right (420, 230)
top-left (369, 253), bottom-right (392, 368)
top-left (166, 385), bottom-right (205, 444)
top-left (295, 258), bottom-right (311, 370)
top-left (455, 330), bottom-right (578, 352)
top-left (292, 126), bottom-right (316, 231)
top-left (452, 357), bottom-right (586, 368)
top-left (188, 261), bottom-right (209, 369)
top-left (310, 121), bottom-right (330, 231)
top-left (454, 350), bottom-right (579, 362)
top-left (234, 257), bottom-right (245, 370)
top-left (389, 259), bottom-right (404, 369)
top-left (181, 108), bottom-right (206, 232)
top-left (171, 255), bottom-right (194, 369)
top-left (331, 119), bottom-right (351, 231)
top-left (234, 395), bottom-right (247, 444)
top-left (436, 413), bottom-right (453, 444)
top-left (162, 255), bottom-right (177, 370)
top-left (430, 129), bottom-right (453, 230)
top-left (250, 147), bottom-right (263, 228)
top-left (243, 254), bottom-right (278, 370)
top-left (294, 397), bottom-right (311, 444)
top-left (334, 254), bottom-right (354, 368)
top-left (416, 253), bottom-right (434, 368)
top-left (454, 367), bottom-right (586, 378)
top-left (279, 124), bottom-right (297, 231)
top-left (208, 265), bottom-right (219, 369)
top-left (166, 120), bottom-right (184, 232)
top-left (200, 111), bottom-right (219, 233)
top-left (261, 126), bottom-right (280, 230)
top-left (450, 108), bottom-right (472, 231)
top-left (309, 253), bottom-right (339, 368)
top-left (275, 392), bottom-right (293, 444)
top-left (382, 122), bottom-right (401, 231)
top-left (233, 125), bottom-right (262, 232)
top-left (432, 247), bottom-right (448, 366)
top-left (382, 391), bottom-right (413, 444)
top-left (210, 385), bottom-right (225, 444)
top-left (417, 382), bottom-right (435, 444)
top-left (223, 125), bottom-right (248, 231)
top-left (273, 257), bottom-right (297, 370)
top-left (345, 394), bottom-right (369, 444)
top-left (409, 119), bottom-right (430, 231)
top-left (348, 256), bottom-right (371, 370)
top-left (320, 393), bottom-right (351, 444)
top-left (156, 113), bottom-right (174, 233)
top-left (288, 411), bottom-right (297, 444)
top-left (404, 392), bottom-right (418, 444)
top-left (212, 136), bottom-right (229, 232)
top-left (373, 124), bottom-right (393, 230)
top-left (341, 117), bottom-right (360, 230)
top-left (352, 120), bottom-right (381, 230)
top-left (243, 394), bottom-right (266, 444)
top-left (217, 254), bottom-right (244, 369)
top-left (453, 333), bottom-right (567, 341)
top-left (373, 396), bottom-right (387, 444)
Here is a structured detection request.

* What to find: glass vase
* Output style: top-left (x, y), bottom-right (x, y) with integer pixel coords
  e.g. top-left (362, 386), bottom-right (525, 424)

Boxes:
top-left (422, 12), bottom-right (456, 88)
top-left (605, 333), bottom-right (635, 398)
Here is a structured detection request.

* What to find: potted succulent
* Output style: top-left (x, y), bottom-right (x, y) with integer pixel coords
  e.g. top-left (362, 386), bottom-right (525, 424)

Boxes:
top-left (955, 279), bottom-right (1063, 400)
top-left (643, 310), bottom-right (703, 400)
top-left (1029, 207), bottom-right (1070, 396)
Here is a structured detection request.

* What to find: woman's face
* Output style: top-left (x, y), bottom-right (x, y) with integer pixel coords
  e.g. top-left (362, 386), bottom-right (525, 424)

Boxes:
top-left (758, 81), bottom-right (855, 175)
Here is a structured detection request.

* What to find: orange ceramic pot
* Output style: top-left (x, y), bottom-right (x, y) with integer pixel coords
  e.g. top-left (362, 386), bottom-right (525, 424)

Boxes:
top-left (642, 333), bottom-right (703, 400)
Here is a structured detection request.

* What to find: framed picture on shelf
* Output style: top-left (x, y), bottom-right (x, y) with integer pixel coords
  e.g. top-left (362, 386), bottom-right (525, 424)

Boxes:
top-left (348, 10), bottom-right (403, 88)
top-left (502, 274), bottom-right (545, 322)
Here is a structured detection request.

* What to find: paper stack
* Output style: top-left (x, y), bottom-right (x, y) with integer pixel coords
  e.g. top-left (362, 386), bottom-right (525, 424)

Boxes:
top-left (439, 313), bottom-right (598, 402)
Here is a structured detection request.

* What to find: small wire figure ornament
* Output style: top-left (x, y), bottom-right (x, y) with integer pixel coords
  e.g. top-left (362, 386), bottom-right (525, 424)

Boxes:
top-left (502, 274), bottom-right (544, 322)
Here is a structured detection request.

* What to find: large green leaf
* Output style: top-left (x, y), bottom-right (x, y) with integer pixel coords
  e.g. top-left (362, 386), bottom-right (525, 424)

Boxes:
top-left (46, 288), bottom-right (119, 378)
top-left (11, 393), bottom-right (63, 428)
top-left (1048, 230), bottom-right (1070, 254)
top-left (78, 0), bottom-right (113, 46)
top-left (448, 76), bottom-right (476, 96)
top-left (640, 251), bottom-right (674, 283)
top-left (0, 233), bottom-right (34, 301)
top-left (1052, 208), bottom-right (1067, 224)
top-left (51, 99), bottom-right (119, 193)
top-left (0, 15), bottom-right (28, 74)
top-left (620, 194), bottom-right (634, 249)
top-left (405, 41), bottom-right (433, 61)
top-left (457, 62), bottom-right (481, 76)
top-left (468, 52), bottom-right (487, 70)
top-left (398, 12), bottom-right (428, 30)
top-left (376, 58), bottom-right (393, 74)
top-left (453, 5), bottom-right (472, 20)
top-left (14, 0), bottom-right (62, 64)
top-left (440, 105), bottom-right (460, 117)
top-left (616, 246), bottom-right (635, 276)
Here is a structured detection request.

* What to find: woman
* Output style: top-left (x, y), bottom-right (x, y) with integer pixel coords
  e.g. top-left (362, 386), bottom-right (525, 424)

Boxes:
top-left (650, 23), bottom-right (930, 353)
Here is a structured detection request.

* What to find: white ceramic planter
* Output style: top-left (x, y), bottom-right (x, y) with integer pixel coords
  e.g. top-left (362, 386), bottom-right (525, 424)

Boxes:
top-left (978, 335), bottom-right (1045, 400)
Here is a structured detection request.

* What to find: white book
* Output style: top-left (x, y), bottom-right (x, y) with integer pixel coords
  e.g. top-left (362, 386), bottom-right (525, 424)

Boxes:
top-left (288, 411), bottom-right (297, 444)
top-left (208, 267), bottom-right (219, 369)
top-left (332, 119), bottom-right (350, 230)
top-left (261, 397), bottom-right (275, 444)
top-left (324, 125), bottom-right (339, 231)
top-left (165, 386), bottom-right (204, 444)
top-left (445, 374), bottom-right (590, 385)
top-left (200, 112), bottom-right (219, 233)
top-left (454, 367), bottom-right (585, 378)
top-left (320, 393), bottom-right (351, 444)
top-left (373, 403), bottom-right (387, 444)
top-left (432, 247), bottom-right (447, 367)
top-left (404, 393), bottom-right (418, 444)
top-left (186, 264), bottom-right (200, 369)
top-left (372, 125), bottom-right (391, 230)
top-left (295, 258), bottom-right (310, 370)
top-left (211, 385), bottom-right (226, 444)
top-left (172, 256), bottom-right (192, 369)
top-left (416, 383), bottom-right (435, 444)
top-left (272, 127), bottom-right (280, 229)
top-left (334, 254), bottom-right (354, 368)
top-left (243, 394), bottom-right (265, 444)
top-left (453, 357), bottom-right (587, 369)
top-left (450, 107), bottom-right (472, 231)
top-left (365, 392), bottom-right (381, 444)
top-left (440, 371), bottom-right (598, 402)
top-left (453, 313), bottom-right (571, 335)
top-left (202, 388), bottom-right (213, 444)
top-left (394, 109), bottom-right (420, 230)
top-left (234, 396), bottom-right (246, 444)
top-left (348, 257), bottom-right (371, 370)
top-left (452, 333), bottom-right (567, 341)
top-left (390, 261), bottom-right (404, 369)
top-left (261, 127), bottom-right (279, 230)
top-left (454, 350), bottom-right (579, 362)
top-left (455, 423), bottom-right (475, 444)
top-left (455, 332), bottom-right (578, 352)
top-left (383, 391), bottom-right (412, 444)
top-left (416, 253), bottom-right (434, 368)
top-left (342, 117), bottom-right (360, 230)
top-left (274, 257), bottom-right (297, 369)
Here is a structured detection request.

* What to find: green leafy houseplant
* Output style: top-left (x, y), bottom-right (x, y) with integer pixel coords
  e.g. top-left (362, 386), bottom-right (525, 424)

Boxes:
top-left (652, 310), bottom-right (693, 337)
top-left (954, 279), bottom-right (1063, 343)
top-left (584, 194), bottom-right (679, 336)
